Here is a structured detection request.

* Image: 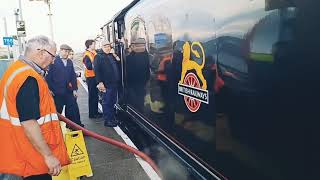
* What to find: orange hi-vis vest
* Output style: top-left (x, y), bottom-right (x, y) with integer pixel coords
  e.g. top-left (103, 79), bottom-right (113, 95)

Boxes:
top-left (83, 50), bottom-right (97, 78)
top-left (0, 60), bottom-right (69, 177)
top-left (157, 54), bottom-right (172, 81)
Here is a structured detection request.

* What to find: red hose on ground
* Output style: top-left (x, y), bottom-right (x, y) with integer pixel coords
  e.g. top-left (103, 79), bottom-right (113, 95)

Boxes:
top-left (57, 114), bottom-right (162, 179)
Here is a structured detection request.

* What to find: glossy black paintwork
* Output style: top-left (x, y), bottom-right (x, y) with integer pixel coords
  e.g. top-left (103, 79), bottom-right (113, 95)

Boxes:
top-left (103, 0), bottom-right (318, 179)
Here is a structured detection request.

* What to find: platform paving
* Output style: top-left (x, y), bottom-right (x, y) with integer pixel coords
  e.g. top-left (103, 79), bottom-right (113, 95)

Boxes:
top-left (76, 84), bottom-right (150, 180)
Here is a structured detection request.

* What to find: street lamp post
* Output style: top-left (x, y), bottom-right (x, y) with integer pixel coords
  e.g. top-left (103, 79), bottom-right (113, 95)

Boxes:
top-left (16, 0), bottom-right (24, 55)
top-left (3, 17), bottom-right (12, 60)
top-left (14, 9), bottom-right (23, 55)
top-left (29, 0), bottom-right (54, 40)
top-left (18, 0), bottom-right (23, 20)
top-left (47, 0), bottom-right (54, 41)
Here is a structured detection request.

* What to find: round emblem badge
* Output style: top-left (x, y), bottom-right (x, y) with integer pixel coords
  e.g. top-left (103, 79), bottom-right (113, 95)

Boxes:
top-left (183, 72), bottom-right (201, 112)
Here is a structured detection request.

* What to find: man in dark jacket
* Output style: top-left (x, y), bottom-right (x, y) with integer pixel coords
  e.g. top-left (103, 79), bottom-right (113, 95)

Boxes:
top-left (126, 38), bottom-right (150, 110)
top-left (46, 44), bottom-right (83, 127)
top-left (94, 40), bottom-right (120, 127)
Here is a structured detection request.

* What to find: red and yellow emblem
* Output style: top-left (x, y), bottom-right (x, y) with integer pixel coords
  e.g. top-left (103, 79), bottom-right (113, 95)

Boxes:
top-left (178, 41), bottom-right (208, 113)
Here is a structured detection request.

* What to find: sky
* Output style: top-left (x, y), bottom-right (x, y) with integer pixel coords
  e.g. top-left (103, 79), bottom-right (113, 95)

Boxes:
top-left (0, 0), bottom-right (132, 52)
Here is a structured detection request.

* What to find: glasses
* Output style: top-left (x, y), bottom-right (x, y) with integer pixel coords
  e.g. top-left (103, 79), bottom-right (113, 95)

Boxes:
top-left (37, 49), bottom-right (56, 58)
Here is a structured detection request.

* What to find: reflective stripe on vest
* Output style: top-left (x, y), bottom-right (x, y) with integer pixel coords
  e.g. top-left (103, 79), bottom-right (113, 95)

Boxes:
top-left (83, 50), bottom-right (96, 78)
top-left (0, 66), bottom-right (32, 123)
top-left (0, 66), bottom-right (59, 126)
top-left (0, 61), bottom-right (69, 177)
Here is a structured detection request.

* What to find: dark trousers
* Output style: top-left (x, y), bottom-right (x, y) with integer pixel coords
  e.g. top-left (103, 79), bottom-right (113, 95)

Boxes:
top-left (86, 77), bottom-right (99, 117)
top-left (102, 86), bottom-right (117, 124)
top-left (24, 174), bottom-right (51, 180)
top-left (54, 93), bottom-right (82, 125)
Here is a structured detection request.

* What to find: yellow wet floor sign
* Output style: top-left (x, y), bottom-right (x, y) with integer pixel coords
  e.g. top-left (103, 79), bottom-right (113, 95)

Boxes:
top-left (53, 130), bottom-right (93, 180)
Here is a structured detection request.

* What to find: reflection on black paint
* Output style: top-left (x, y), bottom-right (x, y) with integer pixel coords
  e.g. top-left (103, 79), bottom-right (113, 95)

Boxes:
top-left (215, 5), bottom-right (301, 180)
top-left (122, 0), bottom-right (316, 179)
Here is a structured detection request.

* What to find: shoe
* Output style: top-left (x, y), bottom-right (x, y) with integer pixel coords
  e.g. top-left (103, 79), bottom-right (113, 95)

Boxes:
top-left (111, 119), bottom-right (119, 125)
top-left (96, 112), bottom-right (103, 118)
top-left (104, 121), bottom-right (118, 127)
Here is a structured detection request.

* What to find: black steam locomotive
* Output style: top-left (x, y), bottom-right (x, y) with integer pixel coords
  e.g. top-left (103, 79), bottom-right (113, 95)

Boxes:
top-left (100, 0), bottom-right (318, 179)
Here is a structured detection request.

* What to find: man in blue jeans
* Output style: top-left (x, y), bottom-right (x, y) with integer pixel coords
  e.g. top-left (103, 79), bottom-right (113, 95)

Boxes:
top-left (93, 40), bottom-right (120, 127)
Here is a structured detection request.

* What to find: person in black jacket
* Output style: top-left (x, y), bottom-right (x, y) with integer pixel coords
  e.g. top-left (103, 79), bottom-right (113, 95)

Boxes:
top-left (94, 40), bottom-right (120, 127)
top-left (126, 38), bottom-right (150, 110)
top-left (46, 44), bottom-right (83, 127)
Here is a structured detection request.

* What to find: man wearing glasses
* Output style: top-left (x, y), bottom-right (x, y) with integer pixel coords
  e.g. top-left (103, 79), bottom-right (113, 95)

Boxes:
top-left (0, 35), bottom-right (69, 179)
top-left (38, 48), bottom-right (56, 59)
top-left (46, 44), bottom-right (83, 128)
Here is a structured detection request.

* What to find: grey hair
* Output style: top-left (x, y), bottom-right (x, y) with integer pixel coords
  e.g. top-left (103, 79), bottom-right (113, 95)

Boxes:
top-left (24, 35), bottom-right (56, 56)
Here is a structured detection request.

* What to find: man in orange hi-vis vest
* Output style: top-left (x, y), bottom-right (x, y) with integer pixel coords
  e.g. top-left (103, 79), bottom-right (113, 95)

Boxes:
top-left (0, 36), bottom-right (69, 180)
top-left (83, 40), bottom-right (102, 119)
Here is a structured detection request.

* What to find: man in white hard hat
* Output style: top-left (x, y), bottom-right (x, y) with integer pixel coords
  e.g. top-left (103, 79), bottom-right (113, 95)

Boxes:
top-left (94, 40), bottom-right (120, 127)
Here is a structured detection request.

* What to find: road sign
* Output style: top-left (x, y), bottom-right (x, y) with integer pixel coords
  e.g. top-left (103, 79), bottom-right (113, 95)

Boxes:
top-left (3, 37), bottom-right (13, 47)
top-left (16, 20), bottom-right (26, 37)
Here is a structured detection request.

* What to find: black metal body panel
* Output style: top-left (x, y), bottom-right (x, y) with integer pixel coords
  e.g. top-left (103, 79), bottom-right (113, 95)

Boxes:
top-left (104, 1), bottom-right (319, 179)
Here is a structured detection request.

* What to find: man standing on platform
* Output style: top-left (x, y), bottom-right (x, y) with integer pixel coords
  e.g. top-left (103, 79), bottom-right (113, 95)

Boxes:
top-left (46, 44), bottom-right (83, 127)
top-left (0, 35), bottom-right (69, 180)
top-left (83, 40), bottom-right (102, 119)
top-left (94, 40), bottom-right (120, 127)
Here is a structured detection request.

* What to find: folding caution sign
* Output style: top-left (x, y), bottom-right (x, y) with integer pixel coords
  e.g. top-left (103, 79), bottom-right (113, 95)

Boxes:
top-left (53, 130), bottom-right (93, 180)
